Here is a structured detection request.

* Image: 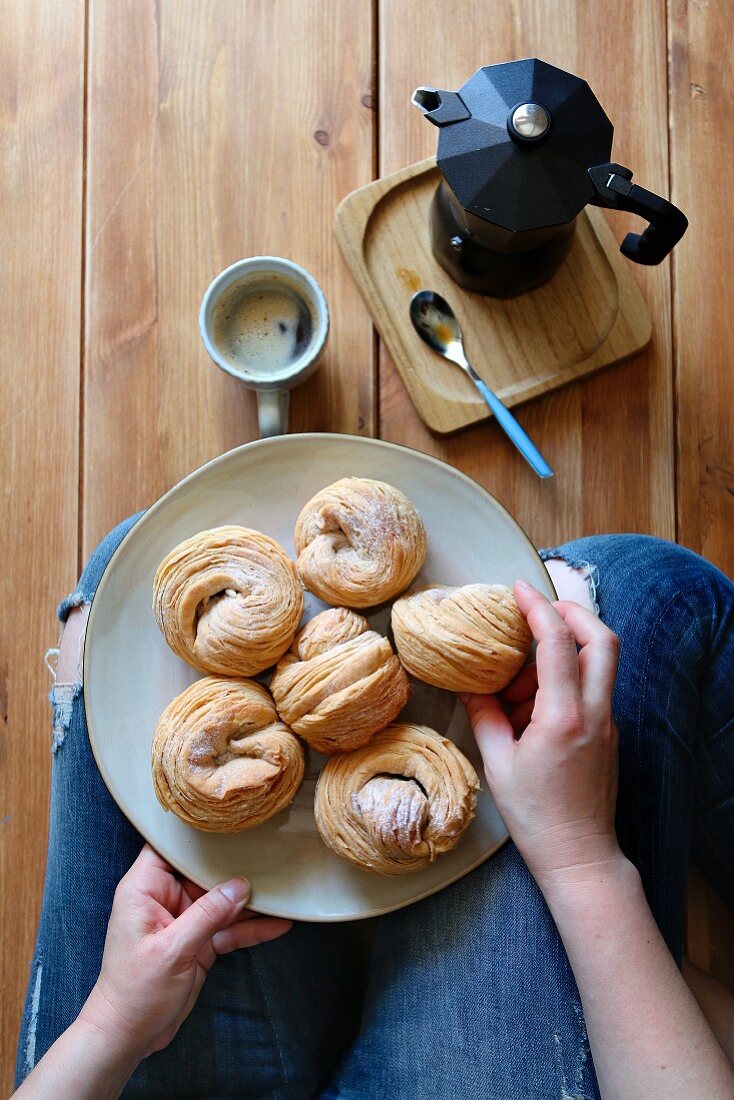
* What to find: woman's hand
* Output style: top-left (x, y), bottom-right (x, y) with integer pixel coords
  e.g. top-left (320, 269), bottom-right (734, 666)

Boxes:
top-left (464, 579), bottom-right (623, 898)
top-left (80, 844), bottom-right (292, 1060)
top-left (464, 580), bottom-right (734, 1100)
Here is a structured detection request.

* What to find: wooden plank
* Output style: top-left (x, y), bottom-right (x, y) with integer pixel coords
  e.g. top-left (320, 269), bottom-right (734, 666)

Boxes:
top-left (0, 0), bottom-right (84, 1091)
top-left (669, 2), bottom-right (734, 572)
top-left (378, 0), bottom-right (674, 550)
top-left (84, 0), bottom-right (376, 555)
top-left (670, 0), bottom-right (734, 984)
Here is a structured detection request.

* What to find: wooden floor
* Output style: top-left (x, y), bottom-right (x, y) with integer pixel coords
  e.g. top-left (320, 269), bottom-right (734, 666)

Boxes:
top-left (1, 0), bottom-right (732, 1089)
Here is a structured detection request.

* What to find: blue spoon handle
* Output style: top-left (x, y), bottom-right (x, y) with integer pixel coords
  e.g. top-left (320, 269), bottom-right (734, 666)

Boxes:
top-left (472, 376), bottom-right (554, 479)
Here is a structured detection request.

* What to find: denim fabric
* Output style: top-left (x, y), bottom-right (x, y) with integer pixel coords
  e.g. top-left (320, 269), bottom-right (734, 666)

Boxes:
top-left (545, 536), bottom-right (734, 937)
top-left (16, 529), bottom-right (734, 1100)
top-left (324, 535), bottom-right (734, 1099)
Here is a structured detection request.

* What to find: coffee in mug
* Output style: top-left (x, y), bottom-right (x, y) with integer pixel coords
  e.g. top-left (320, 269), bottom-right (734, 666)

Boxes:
top-left (200, 258), bottom-right (329, 436)
top-left (211, 278), bottom-right (315, 378)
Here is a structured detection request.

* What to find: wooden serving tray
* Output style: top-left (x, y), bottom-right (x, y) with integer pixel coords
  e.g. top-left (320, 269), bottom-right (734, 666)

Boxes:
top-left (334, 158), bottom-right (652, 434)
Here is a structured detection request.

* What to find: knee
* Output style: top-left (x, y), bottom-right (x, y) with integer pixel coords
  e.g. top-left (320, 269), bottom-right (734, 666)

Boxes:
top-left (545, 534), bottom-right (731, 614)
top-left (542, 558), bottom-right (598, 613)
top-left (607, 537), bottom-right (733, 626)
top-left (54, 606), bottom-right (90, 684)
top-left (48, 606), bottom-right (89, 752)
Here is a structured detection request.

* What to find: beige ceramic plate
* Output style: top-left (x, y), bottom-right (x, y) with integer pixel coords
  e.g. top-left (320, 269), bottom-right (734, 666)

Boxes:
top-left (85, 434), bottom-right (555, 921)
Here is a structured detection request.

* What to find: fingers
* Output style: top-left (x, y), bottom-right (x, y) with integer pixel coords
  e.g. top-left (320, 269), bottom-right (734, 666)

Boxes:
top-left (507, 698), bottom-right (534, 737)
top-left (515, 580), bottom-right (581, 717)
top-left (513, 583), bottom-right (618, 732)
top-left (514, 581), bottom-right (581, 727)
top-left (117, 844), bottom-right (183, 914)
top-left (552, 599), bottom-right (607, 647)
top-left (501, 662), bottom-right (537, 704)
top-left (118, 843), bottom-right (173, 891)
top-left (211, 916), bottom-right (293, 954)
top-left (134, 843), bottom-right (175, 875)
top-left (554, 601), bottom-right (619, 710)
top-left (162, 878), bottom-right (251, 958)
top-left (464, 694), bottom-right (514, 778)
top-left (180, 879), bottom-right (207, 904)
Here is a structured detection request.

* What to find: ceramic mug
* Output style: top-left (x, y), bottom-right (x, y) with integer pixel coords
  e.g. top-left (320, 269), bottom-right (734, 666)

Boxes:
top-left (199, 257), bottom-right (329, 437)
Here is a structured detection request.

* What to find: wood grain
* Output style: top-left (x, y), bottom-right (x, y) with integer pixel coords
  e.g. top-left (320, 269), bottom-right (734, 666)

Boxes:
top-left (669, 2), bottom-right (734, 570)
top-left (336, 159), bottom-right (652, 433)
top-left (84, 0), bottom-right (376, 555)
top-left (669, 0), bottom-right (734, 984)
top-left (0, 0), bottom-right (84, 1090)
top-left (378, 0), bottom-right (674, 550)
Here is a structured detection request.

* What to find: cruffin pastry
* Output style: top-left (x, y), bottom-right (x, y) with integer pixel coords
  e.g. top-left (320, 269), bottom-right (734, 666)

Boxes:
top-left (294, 477), bottom-right (427, 608)
top-left (152, 676), bottom-right (304, 832)
top-left (153, 525), bottom-right (303, 677)
top-left (314, 722), bottom-right (479, 874)
top-left (392, 583), bottom-right (531, 694)
top-left (270, 607), bottom-right (409, 754)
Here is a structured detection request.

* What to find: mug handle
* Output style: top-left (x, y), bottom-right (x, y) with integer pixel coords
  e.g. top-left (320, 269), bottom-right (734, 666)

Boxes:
top-left (256, 389), bottom-right (290, 437)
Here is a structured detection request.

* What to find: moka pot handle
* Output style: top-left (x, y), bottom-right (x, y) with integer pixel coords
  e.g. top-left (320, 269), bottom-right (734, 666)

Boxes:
top-left (588, 162), bottom-right (688, 265)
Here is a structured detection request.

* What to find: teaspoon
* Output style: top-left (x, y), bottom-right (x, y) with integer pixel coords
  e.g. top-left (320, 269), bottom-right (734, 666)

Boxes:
top-left (409, 290), bottom-right (554, 479)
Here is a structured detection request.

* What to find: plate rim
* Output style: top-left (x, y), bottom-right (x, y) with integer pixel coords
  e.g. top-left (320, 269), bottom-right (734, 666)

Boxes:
top-left (83, 432), bottom-right (554, 920)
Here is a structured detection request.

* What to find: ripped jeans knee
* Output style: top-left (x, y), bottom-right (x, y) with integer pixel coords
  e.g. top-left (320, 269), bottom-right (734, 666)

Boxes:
top-left (539, 549), bottom-right (600, 616)
top-left (47, 606), bottom-right (89, 753)
top-left (45, 512), bottom-right (144, 752)
top-left (20, 953), bottom-right (44, 1079)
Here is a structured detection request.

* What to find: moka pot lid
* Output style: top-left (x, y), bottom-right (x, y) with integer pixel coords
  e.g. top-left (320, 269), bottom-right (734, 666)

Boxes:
top-left (413, 58), bottom-right (614, 233)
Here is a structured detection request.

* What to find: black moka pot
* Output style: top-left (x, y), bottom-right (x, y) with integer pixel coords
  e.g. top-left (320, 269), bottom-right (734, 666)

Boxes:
top-left (413, 59), bottom-right (688, 298)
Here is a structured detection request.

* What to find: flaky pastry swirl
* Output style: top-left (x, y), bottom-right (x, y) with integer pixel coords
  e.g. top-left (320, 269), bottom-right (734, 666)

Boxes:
top-left (314, 723), bottom-right (479, 874)
top-left (270, 608), bottom-right (410, 755)
top-left (391, 583), bottom-right (531, 694)
top-left (152, 677), bottom-right (304, 832)
top-left (153, 526), bottom-right (303, 676)
top-left (294, 477), bottom-right (427, 608)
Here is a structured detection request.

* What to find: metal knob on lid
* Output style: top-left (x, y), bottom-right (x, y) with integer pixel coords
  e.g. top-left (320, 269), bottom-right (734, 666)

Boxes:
top-left (508, 102), bottom-right (551, 142)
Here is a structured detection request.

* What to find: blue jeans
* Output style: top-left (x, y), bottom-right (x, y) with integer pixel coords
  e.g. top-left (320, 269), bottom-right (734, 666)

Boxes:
top-left (15, 525), bottom-right (734, 1099)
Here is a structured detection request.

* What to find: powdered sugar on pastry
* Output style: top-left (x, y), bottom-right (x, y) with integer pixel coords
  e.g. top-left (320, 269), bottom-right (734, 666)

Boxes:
top-left (294, 477), bottom-right (427, 608)
top-left (151, 677), bottom-right (304, 832)
top-left (314, 723), bottom-right (479, 875)
top-left (354, 776), bottom-right (430, 856)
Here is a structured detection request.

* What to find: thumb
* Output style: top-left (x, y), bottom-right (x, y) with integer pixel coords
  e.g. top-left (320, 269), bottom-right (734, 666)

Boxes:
top-left (163, 878), bottom-right (250, 957)
top-left (463, 693), bottom-right (515, 782)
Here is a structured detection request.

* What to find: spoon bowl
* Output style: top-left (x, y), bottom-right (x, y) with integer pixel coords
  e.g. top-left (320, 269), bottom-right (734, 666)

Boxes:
top-left (409, 291), bottom-right (464, 358)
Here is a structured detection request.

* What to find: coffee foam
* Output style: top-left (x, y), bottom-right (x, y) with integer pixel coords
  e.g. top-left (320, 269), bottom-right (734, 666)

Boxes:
top-left (211, 274), bottom-right (317, 380)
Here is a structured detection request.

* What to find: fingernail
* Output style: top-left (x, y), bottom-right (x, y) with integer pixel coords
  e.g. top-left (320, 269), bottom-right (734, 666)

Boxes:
top-left (219, 877), bottom-right (250, 907)
top-left (514, 579), bottom-right (533, 592)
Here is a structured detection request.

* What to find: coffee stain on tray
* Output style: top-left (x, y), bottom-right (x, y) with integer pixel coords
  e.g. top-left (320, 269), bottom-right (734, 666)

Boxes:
top-left (396, 267), bottom-right (421, 292)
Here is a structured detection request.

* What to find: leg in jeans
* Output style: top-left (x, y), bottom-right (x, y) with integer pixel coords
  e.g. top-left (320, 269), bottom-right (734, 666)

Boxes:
top-left (15, 515), bottom-right (363, 1099)
top-left (324, 535), bottom-right (734, 1100)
